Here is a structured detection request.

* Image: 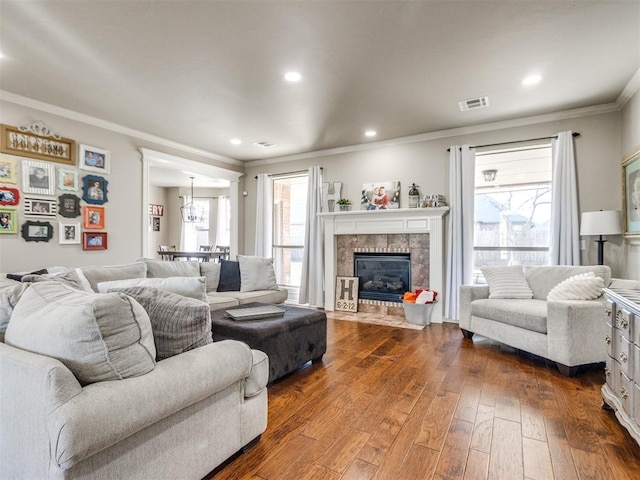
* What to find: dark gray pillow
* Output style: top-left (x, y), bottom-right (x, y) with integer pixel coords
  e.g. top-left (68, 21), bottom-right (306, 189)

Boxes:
top-left (217, 260), bottom-right (241, 292)
top-left (111, 287), bottom-right (213, 361)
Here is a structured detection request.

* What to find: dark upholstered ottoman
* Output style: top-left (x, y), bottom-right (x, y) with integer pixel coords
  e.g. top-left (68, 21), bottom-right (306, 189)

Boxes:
top-left (210, 303), bottom-right (327, 383)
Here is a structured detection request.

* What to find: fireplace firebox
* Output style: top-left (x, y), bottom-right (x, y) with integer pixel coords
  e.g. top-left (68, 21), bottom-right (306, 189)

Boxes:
top-left (354, 253), bottom-right (411, 303)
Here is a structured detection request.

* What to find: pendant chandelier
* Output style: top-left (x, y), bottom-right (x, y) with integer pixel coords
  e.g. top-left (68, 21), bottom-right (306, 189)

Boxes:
top-left (180, 177), bottom-right (204, 223)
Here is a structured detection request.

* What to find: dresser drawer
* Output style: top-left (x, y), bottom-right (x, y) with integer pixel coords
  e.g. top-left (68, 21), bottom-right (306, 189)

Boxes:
top-left (616, 329), bottom-right (633, 379)
top-left (635, 383), bottom-right (640, 426)
top-left (606, 322), bottom-right (615, 358)
top-left (616, 306), bottom-right (633, 339)
top-left (619, 368), bottom-right (634, 416)
top-left (605, 356), bottom-right (615, 391)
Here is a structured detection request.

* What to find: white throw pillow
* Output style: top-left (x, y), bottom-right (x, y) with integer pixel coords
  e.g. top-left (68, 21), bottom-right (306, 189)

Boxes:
top-left (237, 255), bottom-right (279, 292)
top-left (97, 276), bottom-right (208, 302)
top-left (140, 258), bottom-right (200, 278)
top-left (547, 272), bottom-right (604, 301)
top-left (481, 265), bottom-right (533, 299)
top-left (5, 281), bottom-right (156, 384)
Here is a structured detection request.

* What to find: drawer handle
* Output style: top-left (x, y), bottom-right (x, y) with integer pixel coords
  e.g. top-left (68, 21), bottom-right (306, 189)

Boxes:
top-left (621, 319), bottom-right (629, 329)
top-left (605, 307), bottom-right (612, 317)
top-left (605, 366), bottom-right (611, 377)
top-left (621, 387), bottom-right (628, 399)
top-left (620, 352), bottom-right (628, 363)
top-left (605, 335), bottom-right (611, 345)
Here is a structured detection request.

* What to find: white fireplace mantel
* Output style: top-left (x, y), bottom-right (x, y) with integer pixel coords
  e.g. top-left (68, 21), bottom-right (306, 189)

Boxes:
top-left (319, 207), bottom-right (449, 322)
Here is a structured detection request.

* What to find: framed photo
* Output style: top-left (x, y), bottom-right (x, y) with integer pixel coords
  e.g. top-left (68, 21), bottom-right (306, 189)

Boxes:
top-left (59, 221), bottom-right (81, 244)
top-left (58, 193), bottom-right (81, 218)
top-left (152, 216), bottom-right (160, 231)
top-left (82, 174), bottom-right (108, 205)
top-left (58, 168), bottom-right (79, 191)
top-left (84, 206), bottom-right (105, 229)
top-left (0, 156), bottom-right (17, 184)
top-left (79, 144), bottom-right (110, 174)
top-left (0, 186), bottom-right (19, 206)
top-left (22, 160), bottom-right (56, 196)
top-left (1, 123), bottom-right (75, 165)
top-left (623, 147), bottom-right (640, 239)
top-left (24, 197), bottom-right (58, 217)
top-left (0, 208), bottom-right (18, 234)
top-left (83, 232), bottom-right (107, 250)
top-left (21, 220), bottom-right (54, 242)
top-left (361, 181), bottom-right (401, 210)
top-left (335, 276), bottom-right (359, 312)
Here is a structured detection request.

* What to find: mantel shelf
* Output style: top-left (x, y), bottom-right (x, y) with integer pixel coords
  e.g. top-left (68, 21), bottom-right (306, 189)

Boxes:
top-left (318, 207), bottom-right (449, 218)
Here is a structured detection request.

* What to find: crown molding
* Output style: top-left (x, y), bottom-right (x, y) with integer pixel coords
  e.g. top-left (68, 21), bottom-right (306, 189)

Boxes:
top-left (617, 67), bottom-right (640, 109)
top-left (245, 102), bottom-right (621, 168)
top-left (0, 90), bottom-right (244, 168)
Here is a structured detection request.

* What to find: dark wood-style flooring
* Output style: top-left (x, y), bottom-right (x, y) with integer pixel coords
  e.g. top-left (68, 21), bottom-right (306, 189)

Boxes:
top-left (210, 318), bottom-right (640, 479)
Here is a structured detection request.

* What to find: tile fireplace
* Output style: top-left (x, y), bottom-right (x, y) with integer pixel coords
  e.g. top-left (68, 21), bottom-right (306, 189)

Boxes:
top-left (319, 207), bottom-right (449, 323)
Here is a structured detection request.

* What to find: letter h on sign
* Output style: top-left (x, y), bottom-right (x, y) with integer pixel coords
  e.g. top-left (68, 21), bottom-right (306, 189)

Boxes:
top-left (335, 276), bottom-right (359, 313)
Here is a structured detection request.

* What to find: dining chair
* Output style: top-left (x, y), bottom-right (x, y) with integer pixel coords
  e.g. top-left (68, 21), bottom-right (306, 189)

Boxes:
top-left (199, 245), bottom-right (213, 251)
top-left (158, 245), bottom-right (176, 261)
top-left (215, 245), bottom-right (230, 261)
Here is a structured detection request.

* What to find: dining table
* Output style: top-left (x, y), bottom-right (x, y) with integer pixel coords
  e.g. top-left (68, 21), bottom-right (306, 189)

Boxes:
top-left (156, 250), bottom-right (226, 262)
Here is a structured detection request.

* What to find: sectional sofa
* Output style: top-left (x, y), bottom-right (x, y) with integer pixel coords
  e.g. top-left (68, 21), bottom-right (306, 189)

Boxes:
top-left (0, 256), bottom-right (286, 479)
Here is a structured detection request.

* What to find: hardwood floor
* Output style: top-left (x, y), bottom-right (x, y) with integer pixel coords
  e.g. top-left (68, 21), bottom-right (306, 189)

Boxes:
top-left (210, 317), bottom-right (640, 479)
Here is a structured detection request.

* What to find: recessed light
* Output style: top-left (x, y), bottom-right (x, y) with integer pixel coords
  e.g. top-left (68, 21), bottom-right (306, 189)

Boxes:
top-left (230, 138), bottom-right (242, 145)
top-left (284, 71), bottom-right (302, 82)
top-left (365, 130), bottom-right (377, 137)
top-left (522, 74), bottom-right (542, 86)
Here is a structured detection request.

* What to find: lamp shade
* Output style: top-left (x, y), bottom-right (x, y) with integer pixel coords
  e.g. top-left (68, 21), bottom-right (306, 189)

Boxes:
top-left (580, 210), bottom-right (622, 236)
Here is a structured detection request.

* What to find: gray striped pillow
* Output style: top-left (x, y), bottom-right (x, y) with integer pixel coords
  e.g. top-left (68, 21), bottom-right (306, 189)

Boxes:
top-left (481, 266), bottom-right (533, 299)
top-left (111, 287), bottom-right (212, 360)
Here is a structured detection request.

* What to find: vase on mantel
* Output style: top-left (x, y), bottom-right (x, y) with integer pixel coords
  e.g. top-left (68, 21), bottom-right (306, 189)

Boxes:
top-left (338, 204), bottom-right (351, 212)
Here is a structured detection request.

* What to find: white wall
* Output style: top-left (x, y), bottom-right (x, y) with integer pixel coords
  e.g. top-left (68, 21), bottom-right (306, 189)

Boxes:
top-left (0, 100), bottom-right (242, 272)
top-left (621, 88), bottom-right (640, 280)
top-left (245, 110), bottom-right (627, 277)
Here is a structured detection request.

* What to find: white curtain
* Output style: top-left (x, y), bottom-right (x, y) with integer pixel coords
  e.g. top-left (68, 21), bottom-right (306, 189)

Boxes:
top-left (299, 166), bottom-right (324, 307)
top-left (255, 173), bottom-right (272, 257)
top-left (550, 131), bottom-right (580, 265)
top-left (215, 197), bottom-right (230, 247)
top-left (445, 145), bottom-right (476, 321)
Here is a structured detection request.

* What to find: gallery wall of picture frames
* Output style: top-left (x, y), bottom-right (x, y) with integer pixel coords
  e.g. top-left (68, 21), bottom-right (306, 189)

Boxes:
top-left (0, 121), bottom-right (111, 249)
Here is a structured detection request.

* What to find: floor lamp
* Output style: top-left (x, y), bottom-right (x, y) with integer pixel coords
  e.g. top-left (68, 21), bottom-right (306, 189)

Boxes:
top-left (579, 210), bottom-right (622, 265)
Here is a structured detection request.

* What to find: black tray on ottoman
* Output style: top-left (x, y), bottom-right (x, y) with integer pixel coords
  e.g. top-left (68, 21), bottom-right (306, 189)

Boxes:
top-left (210, 302), bottom-right (327, 383)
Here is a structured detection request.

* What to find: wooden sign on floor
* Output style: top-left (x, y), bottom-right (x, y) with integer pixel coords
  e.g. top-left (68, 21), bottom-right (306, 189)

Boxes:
top-left (335, 276), bottom-right (359, 312)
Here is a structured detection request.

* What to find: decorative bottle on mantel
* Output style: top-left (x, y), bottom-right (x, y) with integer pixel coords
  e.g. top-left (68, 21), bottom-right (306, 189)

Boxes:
top-left (408, 183), bottom-right (420, 208)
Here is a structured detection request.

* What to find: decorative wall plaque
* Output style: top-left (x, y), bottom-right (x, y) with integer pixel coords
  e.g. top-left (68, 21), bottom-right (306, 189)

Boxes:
top-left (1, 122), bottom-right (75, 165)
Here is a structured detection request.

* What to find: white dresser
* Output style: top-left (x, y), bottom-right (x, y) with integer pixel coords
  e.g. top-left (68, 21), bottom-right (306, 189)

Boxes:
top-left (602, 287), bottom-right (640, 445)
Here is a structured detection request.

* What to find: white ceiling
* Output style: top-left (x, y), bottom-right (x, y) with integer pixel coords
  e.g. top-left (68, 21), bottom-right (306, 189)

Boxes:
top-left (0, 0), bottom-right (639, 172)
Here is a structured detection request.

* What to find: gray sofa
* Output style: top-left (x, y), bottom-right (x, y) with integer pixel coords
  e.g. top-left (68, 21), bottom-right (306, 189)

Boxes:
top-left (0, 257), bottom-right (284, 479)
top-left (459, 265), bottom-right (611, 375)
top-left (0, 338), bottom-right (268, 479)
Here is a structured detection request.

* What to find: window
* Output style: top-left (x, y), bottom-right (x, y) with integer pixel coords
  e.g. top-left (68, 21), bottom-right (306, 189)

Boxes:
top-left (474, 145), bottom-right (552, 281)
top-left (272, 174), bottom-right (308, 296)
top-left (182, 199), bottom-right (209, 250)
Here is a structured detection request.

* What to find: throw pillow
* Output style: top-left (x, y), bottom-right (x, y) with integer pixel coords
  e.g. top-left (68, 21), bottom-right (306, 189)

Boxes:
top-left (140, 258), bottom-right (200, 278)
top-left (0, 282), bottom-right (30, 342)
top-left (238, 255), bottom-right (279, 292)
top-left (481, 265), bottom-right (533, 299)
top-left (110, 287), bottom-right (213, 360)
top-left (96, 276), bottom-right (208, 303)
top-left (200, 262), bottom-right (221, 292)
top-left (76, 261), bottom-right (147, 292)
top-left (5, 281), bottom-right (156, 384)
top-left (547, 272), bottom-right (605, 301)
top-left (217, 259), bottom-right (241, 292)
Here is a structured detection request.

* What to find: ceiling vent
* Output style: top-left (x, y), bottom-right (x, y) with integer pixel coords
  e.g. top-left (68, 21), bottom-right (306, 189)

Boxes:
top-left (458, 96), bottom-right (490, 111)
top-left (253, 141), bottom-right (275, 148)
